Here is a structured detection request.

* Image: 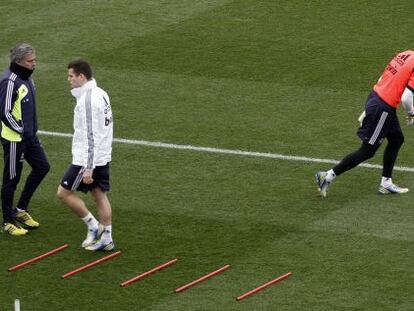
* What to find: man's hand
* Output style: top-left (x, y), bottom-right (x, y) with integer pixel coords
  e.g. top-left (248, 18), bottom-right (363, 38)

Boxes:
top-left (83, 169), bottom-right (94, 184)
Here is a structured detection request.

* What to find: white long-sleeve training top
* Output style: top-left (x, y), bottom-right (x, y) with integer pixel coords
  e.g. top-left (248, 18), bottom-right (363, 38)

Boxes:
top-left (70, 79), bottom-right (113, 169)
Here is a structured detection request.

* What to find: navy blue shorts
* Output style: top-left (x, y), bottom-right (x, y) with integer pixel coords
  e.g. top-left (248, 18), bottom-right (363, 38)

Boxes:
top-left (60, 163), bottom-right (110, 193)
top-left (357, 91), bottom-right (403, 147)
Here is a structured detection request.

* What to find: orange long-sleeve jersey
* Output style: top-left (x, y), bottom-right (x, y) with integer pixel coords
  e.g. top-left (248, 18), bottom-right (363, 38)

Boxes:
top-left (373, 50), bottom-right (414, 108)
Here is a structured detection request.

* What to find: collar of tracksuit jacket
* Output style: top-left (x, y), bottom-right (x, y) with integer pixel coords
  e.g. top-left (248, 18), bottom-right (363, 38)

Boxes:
top-left (9, 62), bottom-right (34, 80)
top-left (70, 78), bottom-right (97, 99)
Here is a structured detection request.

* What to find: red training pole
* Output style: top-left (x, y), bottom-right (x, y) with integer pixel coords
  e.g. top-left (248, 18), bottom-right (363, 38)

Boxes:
top-left (8, 244), bottom-right (69, 272)
top-left (175, 264), bottom-right (230, 293)
top-left (62, 251), bottom-right (122, 279)
top-left (236, 272), bottom-right (292, 301)
top-left (120, 258), bottom-right (178, 287)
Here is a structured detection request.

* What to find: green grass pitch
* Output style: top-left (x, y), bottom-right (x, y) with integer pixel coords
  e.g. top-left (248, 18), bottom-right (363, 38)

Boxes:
top-left (1, 1), bottom-right (414, 310)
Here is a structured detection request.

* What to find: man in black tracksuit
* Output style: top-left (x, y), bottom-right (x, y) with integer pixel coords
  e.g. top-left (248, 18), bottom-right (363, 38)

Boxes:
top-left (0, 43), bottom-right (50, 235)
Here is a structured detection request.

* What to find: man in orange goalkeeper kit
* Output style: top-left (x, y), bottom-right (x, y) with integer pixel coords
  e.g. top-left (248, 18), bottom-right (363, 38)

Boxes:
top-left (315, 50), bottom-right (414, 197)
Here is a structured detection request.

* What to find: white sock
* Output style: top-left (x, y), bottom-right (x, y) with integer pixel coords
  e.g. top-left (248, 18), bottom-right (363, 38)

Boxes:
top-left (102, 225), bottom-right (112, 242)
top-left (81, 213), bottom-right (99, 230)
top-left (325, 169), bottom-right (336, 182)
top-left (381, 177), bottom-right (392, 186)
top-left (16, 207), bottom-right (25, 213)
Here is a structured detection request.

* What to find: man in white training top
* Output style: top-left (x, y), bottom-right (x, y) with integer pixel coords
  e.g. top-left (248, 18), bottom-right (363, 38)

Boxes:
top-left (57, 59), bottom-right (114, 251)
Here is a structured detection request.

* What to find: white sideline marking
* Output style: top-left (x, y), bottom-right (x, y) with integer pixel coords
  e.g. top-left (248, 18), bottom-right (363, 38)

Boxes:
top-left (38, 130), bottom-right (414, 172)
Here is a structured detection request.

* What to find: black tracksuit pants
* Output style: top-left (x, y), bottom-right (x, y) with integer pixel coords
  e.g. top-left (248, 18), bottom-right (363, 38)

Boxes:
top-left (1, 136), bottom-right (50, 224)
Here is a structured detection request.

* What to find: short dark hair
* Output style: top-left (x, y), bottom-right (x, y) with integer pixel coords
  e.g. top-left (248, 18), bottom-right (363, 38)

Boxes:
top-left (67, 59), bottom-right (93, 80)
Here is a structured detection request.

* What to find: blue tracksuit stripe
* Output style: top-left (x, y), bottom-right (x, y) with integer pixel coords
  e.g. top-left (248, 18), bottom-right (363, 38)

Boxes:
top-left (85, 89), bottom-right (94, 169)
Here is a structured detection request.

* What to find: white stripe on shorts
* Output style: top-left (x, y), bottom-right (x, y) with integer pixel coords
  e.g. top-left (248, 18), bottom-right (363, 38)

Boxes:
top-left (368, 111), bottom-right (388, 145)
top-left (71, 167), bottom-right (85, 191)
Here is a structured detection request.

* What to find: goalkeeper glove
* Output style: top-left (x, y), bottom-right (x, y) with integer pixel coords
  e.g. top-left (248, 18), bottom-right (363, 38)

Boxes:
top-left (358, 111), bottom-right (366, 126)
top-left (406, 112), bottom-right (414, 125)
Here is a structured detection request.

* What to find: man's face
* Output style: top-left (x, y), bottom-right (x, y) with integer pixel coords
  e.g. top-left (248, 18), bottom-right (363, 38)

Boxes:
top-left (67, 68), bottom-right (86, 89)
top-left (18, 52), bottom-right (36, 70)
